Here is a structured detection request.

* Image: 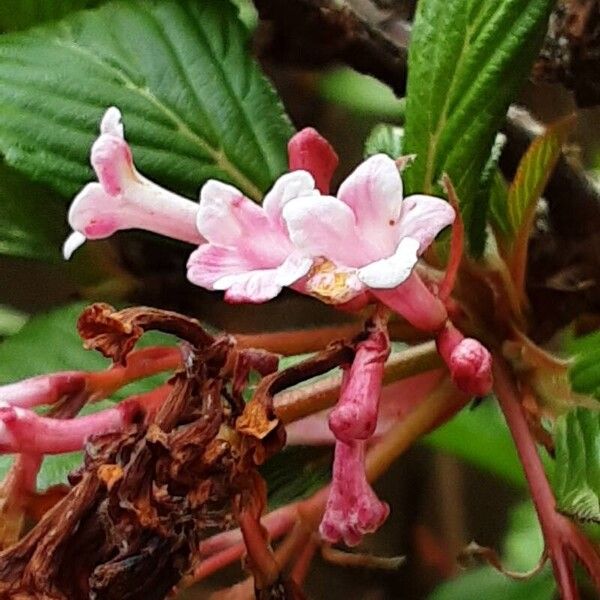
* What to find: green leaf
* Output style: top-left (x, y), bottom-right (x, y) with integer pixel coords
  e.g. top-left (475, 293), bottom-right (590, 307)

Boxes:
top-left (489, 170), bottom-right (511, 238)
top-left (0, 0), bottom-right (293, 200)
top-left (507, 116), bottom-right (574, 237)
top-left (0, 0), bottom-right (101, 32)
top-left (320, 68), bottom-right (406, 119)
top-left (553, 407), bottom-right (600, 523)
top-left (403, 0), bottom-right (554, 255)
top-left (260, 446), bottom-right (331, 510)
top-left (567, 330), bottom-right (600, 397)
top-left (429, 501), bottom-right (554, 600)
top-left (0, 162), bottom-right (67, 261)
top-left (0, 304), bottom-right (28, 337)
top-left (428, 567), bottom-right (554, 600)
top-left (423, 400), bottom-right (526, 488)
top-left (364, 124), bottom-right (404, 159)
top-left (0, 302), bottom-right (173, 400)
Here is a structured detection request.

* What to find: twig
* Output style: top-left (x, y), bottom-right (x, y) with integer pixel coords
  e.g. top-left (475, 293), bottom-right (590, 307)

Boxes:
top-left (493, 355), bottom-right (600, 599)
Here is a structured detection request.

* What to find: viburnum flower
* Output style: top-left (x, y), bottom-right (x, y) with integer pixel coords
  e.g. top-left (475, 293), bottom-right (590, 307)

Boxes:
top-left (186, 127), bottom-right (339, 303)
top-left (282, 154), bottom-right (455, 331)
top-left (186, 172), bottom-right (317, 303)
top-left (63, 107), bottom-right (203, 259)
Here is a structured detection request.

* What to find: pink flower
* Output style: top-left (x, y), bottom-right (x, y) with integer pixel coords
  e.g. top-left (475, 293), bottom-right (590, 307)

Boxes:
top-left (328, 324), bottom-right (390, 442)
top-left (320, 439), bottom-right (389, 547)
top-left (283, 154), bottom-right (454, 329)
top-left (63, 107), bottom-right (203, 259)
top-left (436, 322), bottom-right (493, 396)
top-left (187, 171), bottom-right (316, 303)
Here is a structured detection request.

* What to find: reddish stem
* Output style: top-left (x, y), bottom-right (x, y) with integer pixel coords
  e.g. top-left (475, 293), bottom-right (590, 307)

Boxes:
top-left (493, 356), bottom-right (600, 600)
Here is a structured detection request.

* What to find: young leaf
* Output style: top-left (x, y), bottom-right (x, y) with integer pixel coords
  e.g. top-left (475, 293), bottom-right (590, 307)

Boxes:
top-left (489, 170), bottom-right (511, 239)
top-left (0, 0), bottom-right (293, 200)
top-left (507, 115), bottom-right (575, 291)
top-left (553, 407), bottom-right (600, 523)
top-left (0, 0), bottom-right (101, 32)
top-left (364, 124), bottom-right (405, 159)
top-left (0, 162), bottom-right (67, 261)
top-left (403, 0), bottom-right (554, 255)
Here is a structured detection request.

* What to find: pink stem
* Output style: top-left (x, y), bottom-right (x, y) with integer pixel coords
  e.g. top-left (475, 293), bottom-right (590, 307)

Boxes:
top-left (0, 372), bottom-right (86, 409)
top-left (494, 356), bottom-right (578, 600)
top-left (0, 385), bottom-right (170, 455)
top-left (193, 542), bottom-right (247, 581)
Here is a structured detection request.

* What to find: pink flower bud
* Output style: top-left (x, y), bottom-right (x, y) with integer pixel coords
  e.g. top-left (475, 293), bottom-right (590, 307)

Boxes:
top-left (328, 328), bottom-right (390, 442)
top-left (436, 323), bottom-right (492, 396)
top-left (320, 439), bottom-right (389, 546)
top-left (288, 127), bottom-right (339, 194)
top-left (0, 394), bottom-right (148, 455)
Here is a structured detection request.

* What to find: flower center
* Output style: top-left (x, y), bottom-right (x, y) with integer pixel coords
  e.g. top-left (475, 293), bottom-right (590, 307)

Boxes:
top-left (305, 259), bottom-right (363, 304)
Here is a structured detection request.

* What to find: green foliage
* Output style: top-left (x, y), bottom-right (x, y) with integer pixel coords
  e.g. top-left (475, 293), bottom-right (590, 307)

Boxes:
top-left (489, 170), bottom-right (511, 238)
top-left (0, 304), bottom-right (27, 337)
top-left (0, 302), bottom-right (173, 395)
top-left (261, 446), bottom-right (331, 510)
top-left (320, 68), bottom-right (406, 119)
top-left (429, 502), bottom-right (554, 600)
top-left (507, 117), bottom-right (572, 235)
top-left (424, 400), bottom-right (526, 488)
top-left (364, 124), bottom-right (405, 159)
top-left (0, 162), bottom-right (67, 261)
top-left (0, 0), bottom-right (102, 32)
top-left (567, 329), bottom-right (600, 398)
top-left (403, 0), bottom-right (554, 255)
top-left (0, 0), bottom-right (292, 201)
top-left (553, 407), bottom-right (600, 523)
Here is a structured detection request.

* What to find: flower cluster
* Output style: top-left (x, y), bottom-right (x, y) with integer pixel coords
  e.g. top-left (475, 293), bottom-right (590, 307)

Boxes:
top-left (62, 107), bottom-right (493, 546)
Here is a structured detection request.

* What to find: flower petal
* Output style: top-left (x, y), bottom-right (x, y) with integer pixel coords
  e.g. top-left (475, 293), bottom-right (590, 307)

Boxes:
top-left (288, 127), bottom-right (339, 193)
top-left (187, 244), bottom-right (256, 289)
top-left (67, 183), bottom-right (122, 240)
top-left (198, 180), bottom-right (269, 246)
top-left (398, 194), bottom-right (455, 253)
top-left (100, 105), bottom-right (124, 137)
top-left (219, 270), bottom-right (284, 304)
top-left (337, 154), bottom-right (404, 256)
top-left (283, 195), bottom-right (367, 267)
top-left (357, 237), bottom-right (419, 289)
top-left (274, 251), bottom-right (313, 287)
top-left (187, 245), bottom-right (308, 303)
top-left (262, 170), bottom-right (317, 231)
top-left (62, 231), bottom-right (87, 260)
